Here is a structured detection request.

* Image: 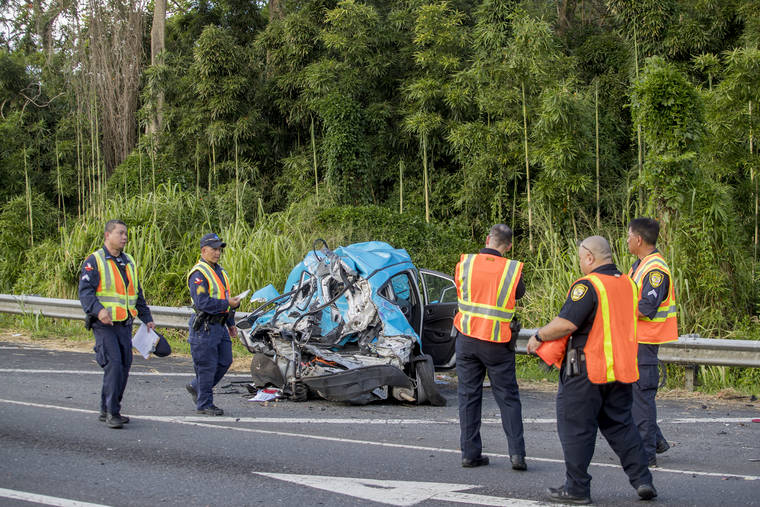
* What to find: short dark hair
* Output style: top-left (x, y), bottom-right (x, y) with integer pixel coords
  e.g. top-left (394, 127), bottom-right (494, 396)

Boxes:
top-left (105, 219), bottom-right (127, 234)
top-left (489, 224), bottom-right (513, 248)
top-left (628, 217), bottom-right (659, 246)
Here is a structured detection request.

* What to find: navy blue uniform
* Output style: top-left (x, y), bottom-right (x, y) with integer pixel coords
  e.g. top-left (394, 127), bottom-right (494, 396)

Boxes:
top-left (187, 261), bottom-right (234, 410)
top-left (456, 247), bottom-right (526, 461)
top-left (78, 247), bottom-right (153, 416)
top-left (555, 264), bottom-right (651, 498)
top-left (630, 250), bottom-right (670, 462)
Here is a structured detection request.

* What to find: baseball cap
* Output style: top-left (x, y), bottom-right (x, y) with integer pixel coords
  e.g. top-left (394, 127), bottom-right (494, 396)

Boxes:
top-left (200, 233), bottom-right (226, 249)
top-left (152, 331), bottom-right (172, 357)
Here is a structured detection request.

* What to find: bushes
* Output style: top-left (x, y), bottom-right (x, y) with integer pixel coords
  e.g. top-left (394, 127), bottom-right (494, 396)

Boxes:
top-left (0, 193), bottom-right (59, 292)
top-left (314, 205), bottom-right (478, 273)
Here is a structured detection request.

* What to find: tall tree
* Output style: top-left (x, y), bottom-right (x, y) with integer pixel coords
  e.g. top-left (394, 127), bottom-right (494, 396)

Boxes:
top-left (149, 0), bottom-right (167, 134)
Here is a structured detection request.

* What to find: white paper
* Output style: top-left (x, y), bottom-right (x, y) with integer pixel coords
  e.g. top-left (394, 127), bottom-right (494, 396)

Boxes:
top-left (132, 323), bottom-right (159, 359)
top-left (235, 289), bottom-right (251, 300)
top-left (248, 388), bottom-right (280, 402)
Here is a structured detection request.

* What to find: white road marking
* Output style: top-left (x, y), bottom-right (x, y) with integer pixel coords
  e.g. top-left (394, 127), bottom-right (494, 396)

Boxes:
top-left (1, 398), bottom-right (758, 482)
top-left (0, 487), bottom-right (110, 507)
top-left (0, 368), bottom-right (249, 377)
top-left (257, 473), bottom-right (550, 506)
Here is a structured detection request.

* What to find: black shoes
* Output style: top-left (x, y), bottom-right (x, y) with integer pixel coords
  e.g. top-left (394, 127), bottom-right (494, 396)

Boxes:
top-left (511, 455), bottom-right (527, 471)
top-left (460, 455), bottom-right (524, 470)
top-left (461, 455), bottom-right (490, 468)
top-left (186, 383), bottom-right (198, 404)
top-left (637, 484), bottom-right (658, 500)
top-left (648, 456), bottom-right (658, 467)
top-left (105, 413), bottom-right (125, 429)
top-left (197, 405), bottom-right (224, 416)
top-left (99, 412), bottom-right (130, 425)
top-left (546, 486), bottom-right (592, 505)
top-left (656, 439), bottom-right (670, 454)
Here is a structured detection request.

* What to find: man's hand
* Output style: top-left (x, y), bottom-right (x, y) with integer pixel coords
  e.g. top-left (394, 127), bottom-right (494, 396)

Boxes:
top-left (147, 321), bottom-right (156, 331)
top-left (227, 295), bottom-right (241, 309)
top-left (526, 335), bottom-right (541, 354)
top-left (98, 308), bottom-right (113, 325)
top-left (228, 325), bottom-right (238, 338)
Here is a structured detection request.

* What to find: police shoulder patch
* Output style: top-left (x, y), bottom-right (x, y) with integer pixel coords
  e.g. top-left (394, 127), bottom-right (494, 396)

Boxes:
top-left (571, 283), bottom-right (588, 301)
top-left (649, 270), bottom-right (663, 288)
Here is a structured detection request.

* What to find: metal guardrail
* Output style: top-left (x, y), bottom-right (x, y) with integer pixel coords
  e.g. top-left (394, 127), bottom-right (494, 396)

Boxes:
top-left (2, 294), bottom-right (759, 371)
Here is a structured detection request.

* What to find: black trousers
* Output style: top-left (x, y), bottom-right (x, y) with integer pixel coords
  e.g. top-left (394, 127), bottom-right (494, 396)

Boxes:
top-left (556, 358), bottom-right (652, 497)
top-left (92, 321), bottom-right (133, 415)
top-left (632, 344), bottom-right (666, 461)
top-left (456, 332), bottom-right (525, 459)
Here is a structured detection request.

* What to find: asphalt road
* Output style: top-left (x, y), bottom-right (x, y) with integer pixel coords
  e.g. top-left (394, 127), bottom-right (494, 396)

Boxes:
top-left (0, 341), bottom-right (758, 506)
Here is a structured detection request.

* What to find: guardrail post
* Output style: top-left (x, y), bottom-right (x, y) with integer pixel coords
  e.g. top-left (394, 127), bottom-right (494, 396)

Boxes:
top-left (684, 365), bottom-right (698, 391)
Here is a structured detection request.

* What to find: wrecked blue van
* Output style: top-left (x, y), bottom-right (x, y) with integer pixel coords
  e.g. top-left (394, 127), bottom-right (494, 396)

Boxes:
top-left (237, 240), bottom-right (459, 405)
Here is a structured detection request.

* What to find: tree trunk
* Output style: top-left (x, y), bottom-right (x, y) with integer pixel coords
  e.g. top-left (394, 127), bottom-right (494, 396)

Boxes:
top-left (595, 81), bottom-right (600, 229)
top-left (311, 116), bottom-right (319, 204)
top-left (269, 0), bottom-right (285, 20)
top-left (150, 0), bottom-right (167, 134)
top-left (522, 80), bottom-right (533, 252)
top-left (423, 135), bottom-right (429, 223)
top-left (634, 26), bottom-right (644, 212)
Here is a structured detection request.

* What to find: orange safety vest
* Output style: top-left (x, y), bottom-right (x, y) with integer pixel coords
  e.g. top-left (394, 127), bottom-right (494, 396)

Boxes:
top-left (628, 252), bottom-right (678, 344)
top-left (93, 248), bottom-right (139, 322)
top-left (453, 253), bottom-right (523, 342)
top-left (537, 273), bottom-right (640, 384)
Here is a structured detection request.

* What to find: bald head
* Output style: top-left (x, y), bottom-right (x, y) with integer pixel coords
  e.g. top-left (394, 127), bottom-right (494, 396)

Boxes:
top-left (578, 235), bottom-right (613, 274)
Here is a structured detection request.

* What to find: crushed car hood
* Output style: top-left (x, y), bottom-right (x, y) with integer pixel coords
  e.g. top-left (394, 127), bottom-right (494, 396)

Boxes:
top-left (238, 241), bottom-right (445, 405)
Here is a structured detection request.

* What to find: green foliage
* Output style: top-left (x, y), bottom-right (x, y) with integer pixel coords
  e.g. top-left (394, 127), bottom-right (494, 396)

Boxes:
top-left (0, 193), bottom-right (58, 291)
top-left (314, 204), bottom-right (478, 273)
top-left (2, 0), bottom-right (760, 391)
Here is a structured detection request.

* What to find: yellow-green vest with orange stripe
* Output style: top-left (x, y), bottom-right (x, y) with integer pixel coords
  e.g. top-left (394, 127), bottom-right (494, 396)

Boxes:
top-left (628, 252), bottom-right (678, 344)
top-left (453, 253), bottom-right (522, 342)
top-left (187, 260), bottom-right (231, 310)
top-left (92, 248), bottom-right (139, 322)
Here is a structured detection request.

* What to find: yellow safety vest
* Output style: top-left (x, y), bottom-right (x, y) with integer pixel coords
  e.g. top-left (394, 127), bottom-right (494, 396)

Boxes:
top-left (187, 260), bottom-right (231, 306)
top-left (93, 248), bottom-right (139, 322)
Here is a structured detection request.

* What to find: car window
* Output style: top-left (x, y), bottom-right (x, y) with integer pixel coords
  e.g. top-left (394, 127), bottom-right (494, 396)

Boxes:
top-left (421, 271), bottom-right (457, 304)
top-left (391, 274), bottom-right (411, 301)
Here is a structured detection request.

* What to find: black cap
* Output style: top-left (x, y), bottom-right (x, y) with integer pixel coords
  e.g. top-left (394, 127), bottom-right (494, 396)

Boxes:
top-left (152, 331), bottom-right (172, 357)
top-left (200, 233), bottom-right (226, 249)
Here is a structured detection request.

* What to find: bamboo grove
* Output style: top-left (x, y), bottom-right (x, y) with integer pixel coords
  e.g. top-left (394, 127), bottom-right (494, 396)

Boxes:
top-left (1, 0), bottom-right (759, 352)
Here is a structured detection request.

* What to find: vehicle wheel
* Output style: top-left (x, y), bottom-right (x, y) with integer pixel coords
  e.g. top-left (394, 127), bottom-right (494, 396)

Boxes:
top-left (414, 354), bottom-right (446, 406)
top-left (290, 380), bottom-right (309, 402)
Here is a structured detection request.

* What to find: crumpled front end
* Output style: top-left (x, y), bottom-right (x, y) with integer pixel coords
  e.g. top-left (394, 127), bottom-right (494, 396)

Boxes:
top-left (237, 241), bottom-right (444, 405)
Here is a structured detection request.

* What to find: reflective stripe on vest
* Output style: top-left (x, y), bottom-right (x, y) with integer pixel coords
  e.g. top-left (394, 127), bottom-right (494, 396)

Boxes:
top-left (93, 249), bottom-right (139, 321)
top-left (628, 252), bottom-right (678, 344)
top-left (582, 273), bottom-right (639, 384)
top-left (187, 260), bottom-right (231, 302)
top-left (453, 254), bottom-right (522, 342)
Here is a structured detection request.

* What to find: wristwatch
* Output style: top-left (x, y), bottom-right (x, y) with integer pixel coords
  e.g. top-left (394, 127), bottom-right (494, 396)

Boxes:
top-left (533, 332), bottom-right (543, 343)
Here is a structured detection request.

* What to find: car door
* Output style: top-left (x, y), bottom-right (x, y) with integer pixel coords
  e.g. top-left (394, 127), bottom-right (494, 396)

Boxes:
top-left (418, 269), bottom-right (458, 368)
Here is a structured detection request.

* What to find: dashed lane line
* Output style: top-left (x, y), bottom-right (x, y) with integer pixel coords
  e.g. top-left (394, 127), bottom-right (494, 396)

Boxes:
top-left (1, 398), bottom-right (758, 482)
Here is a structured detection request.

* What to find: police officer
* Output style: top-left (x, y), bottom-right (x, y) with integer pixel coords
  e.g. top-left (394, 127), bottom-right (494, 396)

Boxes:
top-left (78, 220), bottom-right (155, 429)
top-left (185, 233), bottom-right (240, 416)
top-left (454, 224), bottom-right (527, 471)
top-left (627, 218), bottom-right (677, 466)
top-left (527, 236), bottom-right (656, 504)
